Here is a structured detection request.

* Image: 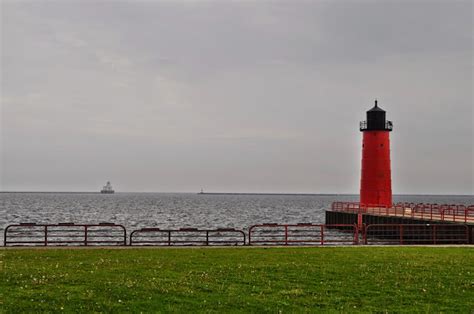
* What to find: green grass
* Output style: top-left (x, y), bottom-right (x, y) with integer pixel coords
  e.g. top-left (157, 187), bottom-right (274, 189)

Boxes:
top-left (1, 247), bottom-right (473, 313)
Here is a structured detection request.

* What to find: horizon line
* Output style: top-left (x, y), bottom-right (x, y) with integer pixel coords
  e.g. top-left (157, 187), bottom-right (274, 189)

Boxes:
top-left (0, 191), bottom-right (473, 197)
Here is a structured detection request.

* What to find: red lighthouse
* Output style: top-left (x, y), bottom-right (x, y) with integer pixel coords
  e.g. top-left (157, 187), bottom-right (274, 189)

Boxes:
top-left (360, 100), bottom-right (393, 207)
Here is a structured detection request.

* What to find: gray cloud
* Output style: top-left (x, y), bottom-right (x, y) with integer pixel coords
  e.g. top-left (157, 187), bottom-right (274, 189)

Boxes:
top-left (1, 0), bottom-right (472, 194)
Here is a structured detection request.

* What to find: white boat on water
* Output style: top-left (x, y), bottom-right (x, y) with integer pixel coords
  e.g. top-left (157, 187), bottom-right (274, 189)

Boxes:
top-left (101, 181), bottom-right (115, 194)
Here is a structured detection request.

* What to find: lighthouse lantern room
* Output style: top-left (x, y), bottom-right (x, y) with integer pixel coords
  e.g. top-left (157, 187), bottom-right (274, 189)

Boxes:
top-left (359, 100), bottom-right (393, 207)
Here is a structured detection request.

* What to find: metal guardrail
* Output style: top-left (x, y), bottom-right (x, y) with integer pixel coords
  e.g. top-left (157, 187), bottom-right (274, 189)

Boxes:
top-left (331, 202), bottom-right (474, 223)
top-left (248, 223), bottom-right (359, 246)
top-left (364, 224), bottom-right (469, 245)
top-left (130, 227), bottom-right (246, 246)
top-left (4, 223), bottom-right (127, 247)
top-left (3, 221), bottom-right (472, 247)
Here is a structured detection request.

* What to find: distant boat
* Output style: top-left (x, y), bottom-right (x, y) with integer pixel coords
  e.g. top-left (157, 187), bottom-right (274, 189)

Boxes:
top-left (198, 188), bottom-right (204, 194)
top-left (101, 181), bottom-right (115, 194)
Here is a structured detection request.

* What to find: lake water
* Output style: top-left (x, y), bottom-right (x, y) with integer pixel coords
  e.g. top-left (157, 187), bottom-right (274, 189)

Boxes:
top-left (1, 193), bottom-right (473, 244)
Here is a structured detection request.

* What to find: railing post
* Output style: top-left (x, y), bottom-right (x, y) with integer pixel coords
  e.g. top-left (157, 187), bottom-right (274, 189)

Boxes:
top-left (465, 226), bottom-right (469, 244)
top-left (399, 225), bottom-right (403, 245)
top-left (320, 225), bottom-right (324, 246)
top-left (363, 224), bottom-right (368, 245)
top-left (284, 225), bottom-right (288, 245)
top-left (123, 228), bottom-right (127, 246)
top-left (84, 225), bottom-right (88, 246)
top-left (44, 225), bottom-right (48, 246)
top-left (354, 224), bottom-right (359, 245)
top-left (4, 227), bottom-right (8, 247)
top-left (433, 225), bottom-right (437, 245)
top-left (206, 231), bottom-right (209, 246)
top-left (168, 231), bottom-right (171, 246)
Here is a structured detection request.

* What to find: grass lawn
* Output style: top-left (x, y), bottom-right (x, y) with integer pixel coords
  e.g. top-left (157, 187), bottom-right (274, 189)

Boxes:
top-left (1, 247), bottom-right (473, 313)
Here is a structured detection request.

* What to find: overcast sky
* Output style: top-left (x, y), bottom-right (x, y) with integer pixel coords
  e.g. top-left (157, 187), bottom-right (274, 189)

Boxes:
top-left (1, 0), bottom-right (472, 194)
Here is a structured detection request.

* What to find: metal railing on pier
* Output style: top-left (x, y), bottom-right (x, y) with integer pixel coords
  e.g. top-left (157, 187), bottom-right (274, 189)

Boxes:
top-left (331, 202), bottom-right (474, 224)
top-left (3, 219), bottom-right (473, 247)
top-left (364, 224), bottom-right (469, 245)
top-left (130, 227), bottom-right (246, 246)
top-left (248, 223), bottom-right (359, 246)
top-left (4, 223), bottom-right (126, 247)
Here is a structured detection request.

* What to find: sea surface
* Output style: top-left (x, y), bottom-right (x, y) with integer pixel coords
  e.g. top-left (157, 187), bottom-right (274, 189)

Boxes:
top-left (1, 193), bottom-right (473, 244)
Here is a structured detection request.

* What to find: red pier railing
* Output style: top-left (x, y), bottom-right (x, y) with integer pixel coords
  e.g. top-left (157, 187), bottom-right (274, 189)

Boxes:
top-left (248, 223), bottom-right (359, 246)
top-left (331, 202), bottom-right (474, 224)
top-left (129, 227), bottom-right (246, 246)
top-left (364, 224), bottom-right (469, 245)
top-left (3, 221), bottom-right (472, 247)
top-left (4, 223), bottom-right (127, 247)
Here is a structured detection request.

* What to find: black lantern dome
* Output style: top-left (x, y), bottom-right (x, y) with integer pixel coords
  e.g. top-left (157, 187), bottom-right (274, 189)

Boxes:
top-left (360, 100), bottom-right (393, 131)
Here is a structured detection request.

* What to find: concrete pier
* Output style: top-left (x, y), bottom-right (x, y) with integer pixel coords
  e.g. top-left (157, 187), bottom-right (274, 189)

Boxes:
top-left (325, 210), bottom-right (474, 244)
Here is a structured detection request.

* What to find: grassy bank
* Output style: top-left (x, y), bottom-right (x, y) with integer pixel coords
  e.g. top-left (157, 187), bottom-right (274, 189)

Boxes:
top-left (1, 247), bottom-right (473, 312)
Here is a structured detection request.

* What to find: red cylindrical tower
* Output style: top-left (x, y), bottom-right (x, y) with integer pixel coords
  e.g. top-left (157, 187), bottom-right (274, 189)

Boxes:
top-left (360, 100), bottom-right (393, 207)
